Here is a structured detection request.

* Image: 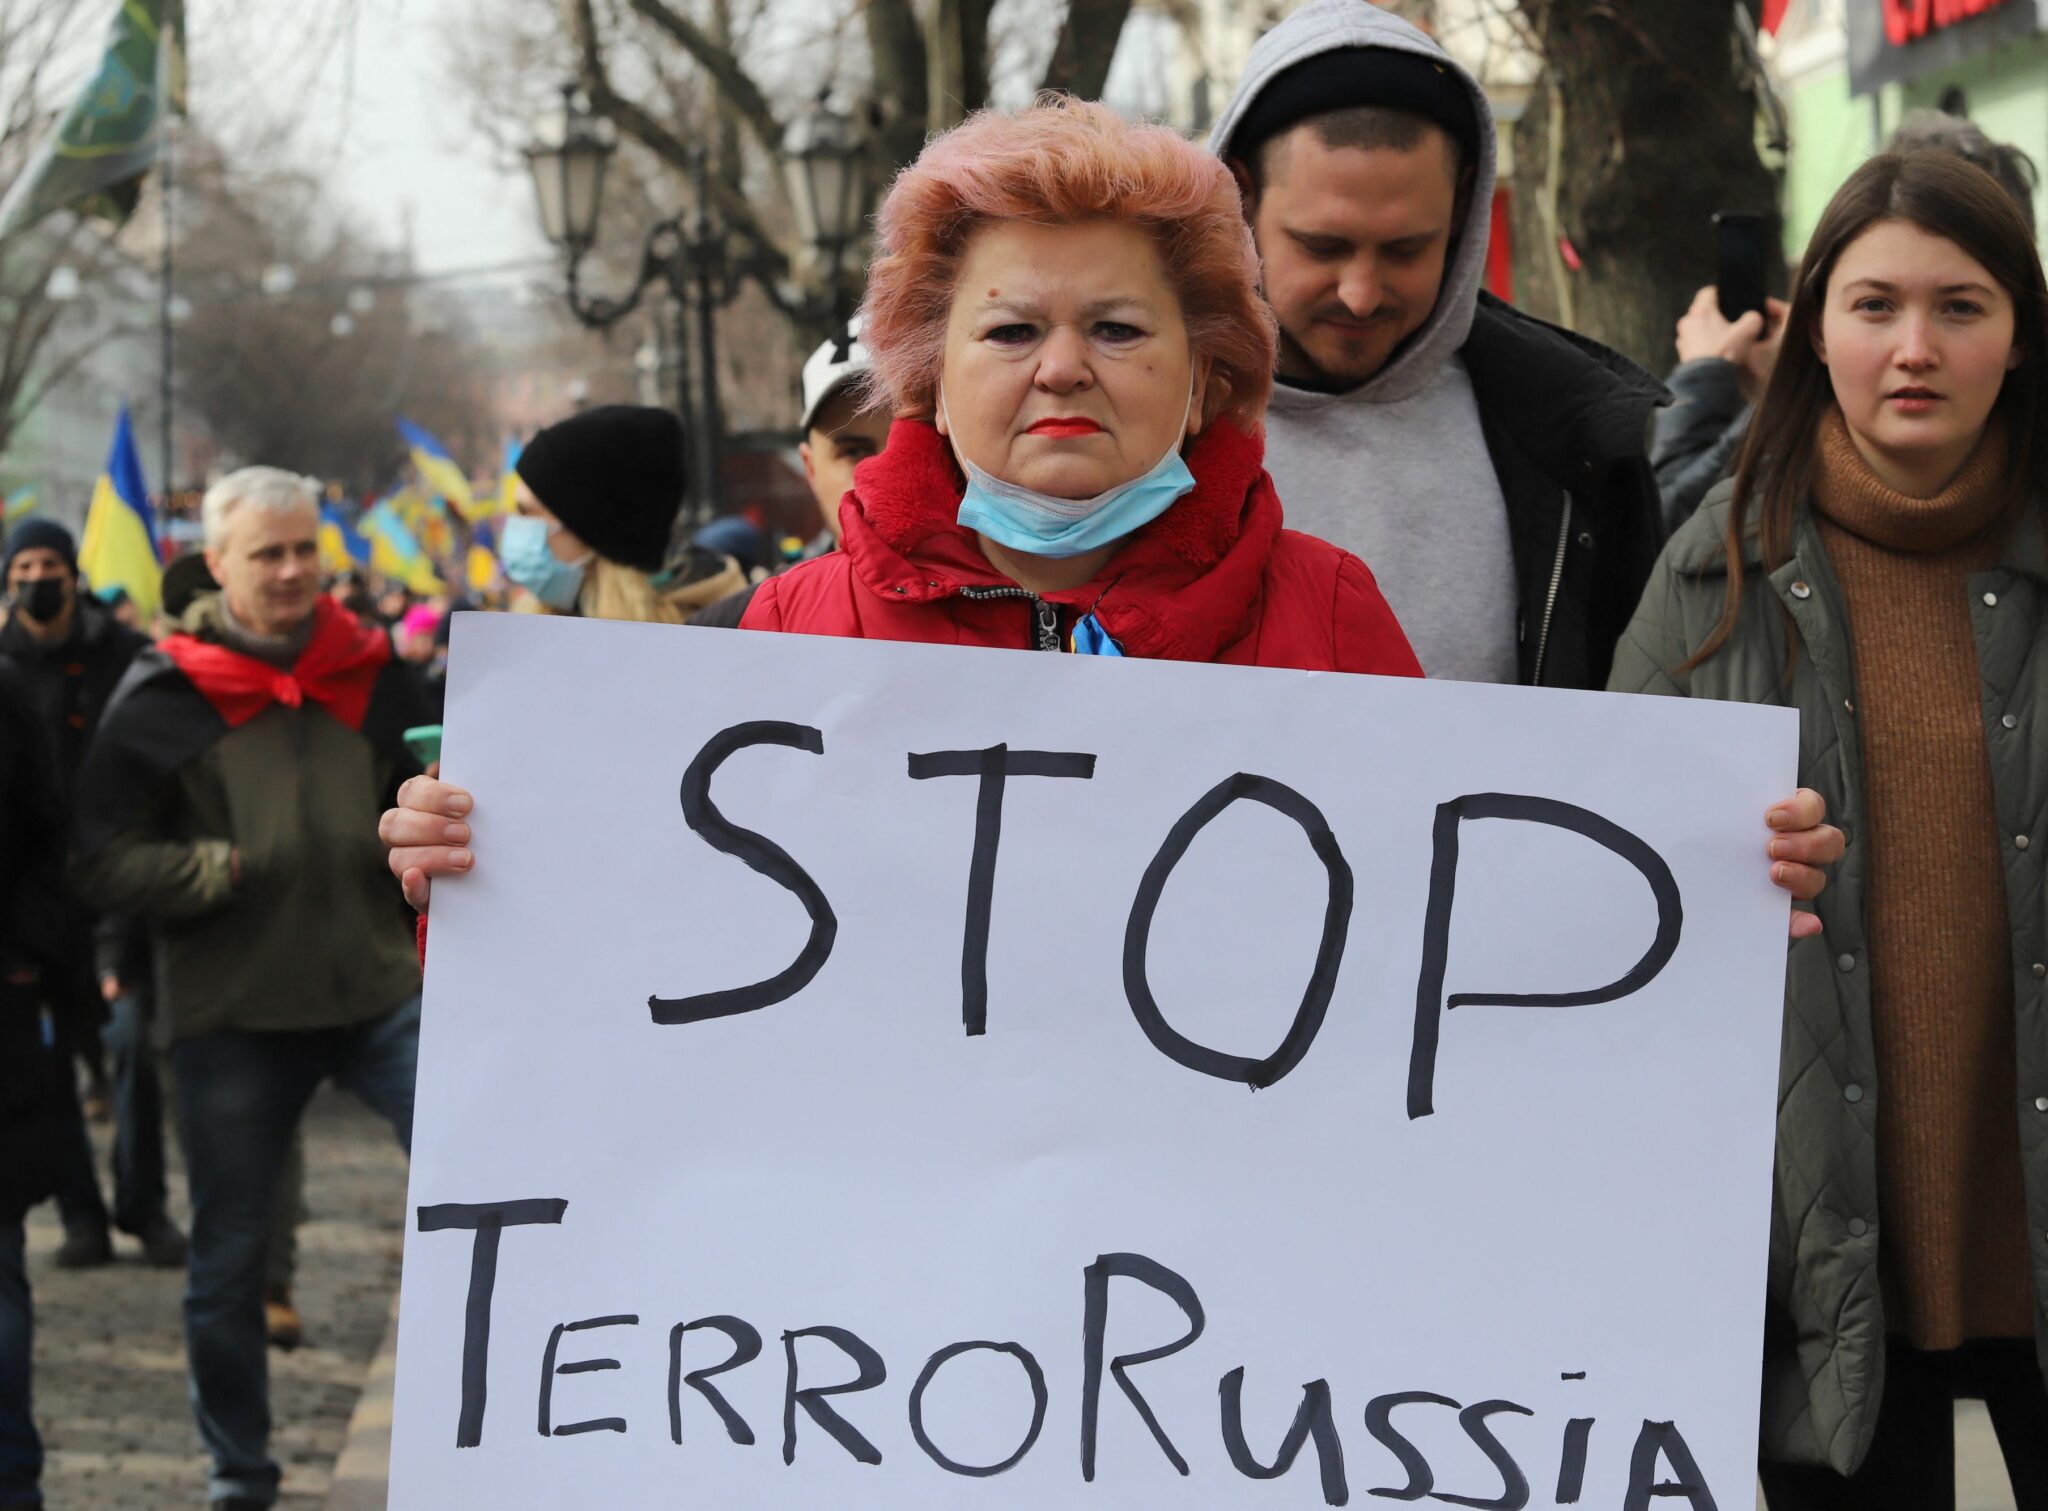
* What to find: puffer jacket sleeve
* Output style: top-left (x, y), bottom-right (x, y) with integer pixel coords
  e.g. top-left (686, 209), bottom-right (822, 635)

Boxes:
top-left (735, 576), bottom-right (786, 632)
top-left (1332, 553), bottom-right (1424, 678)
top-left (1652, 359), bottom-right (1750, 536)
top-left (70, 825), bottom-right (236, 922)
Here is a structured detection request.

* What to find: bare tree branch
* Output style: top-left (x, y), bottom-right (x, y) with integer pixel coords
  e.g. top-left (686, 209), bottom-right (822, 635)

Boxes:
top-left (5, 319), bottom-right (146, 449)
top-left (562, 0), bottom-right (790, 276)
top-left (623, 0), bottom-right (782, 160)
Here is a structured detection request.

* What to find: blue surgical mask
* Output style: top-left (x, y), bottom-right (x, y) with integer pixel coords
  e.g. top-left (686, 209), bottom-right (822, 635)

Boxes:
top-left (500, 514), bottom-right (589, 611)
top-left (944, 381), bottom-right (1197, 559)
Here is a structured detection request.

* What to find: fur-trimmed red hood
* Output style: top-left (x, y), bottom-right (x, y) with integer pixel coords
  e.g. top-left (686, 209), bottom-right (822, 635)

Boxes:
top-left (835, 417), bottom-right (1284, 662)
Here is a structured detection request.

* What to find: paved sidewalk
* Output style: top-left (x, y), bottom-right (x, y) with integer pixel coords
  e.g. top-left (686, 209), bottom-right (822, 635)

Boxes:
top-left (22, 1085), bottom-right (409, 1509)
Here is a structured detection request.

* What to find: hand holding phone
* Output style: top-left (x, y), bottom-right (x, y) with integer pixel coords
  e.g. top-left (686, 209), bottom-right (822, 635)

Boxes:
top-left (1714, 213), bottom-right (1768, 324)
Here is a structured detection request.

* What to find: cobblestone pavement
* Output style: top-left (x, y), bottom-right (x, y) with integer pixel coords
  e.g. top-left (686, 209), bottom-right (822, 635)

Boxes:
top-left (21, 1086), bottom-right (409, 1510)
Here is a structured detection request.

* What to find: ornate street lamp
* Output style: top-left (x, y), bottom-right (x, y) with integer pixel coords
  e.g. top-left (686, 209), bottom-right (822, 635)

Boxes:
top-left (524, 82), bottom-right (873, 526)
top-left (524, 85), bottom-right (617, 255)
top-left (783, 97), bottom-right (868, 294)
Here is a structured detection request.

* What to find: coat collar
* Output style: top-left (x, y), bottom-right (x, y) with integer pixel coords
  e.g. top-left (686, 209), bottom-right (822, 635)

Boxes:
top-left (838, 417), bottom-right (1284, 661)
top-left (1672, 478), bottom-right (2048, 583)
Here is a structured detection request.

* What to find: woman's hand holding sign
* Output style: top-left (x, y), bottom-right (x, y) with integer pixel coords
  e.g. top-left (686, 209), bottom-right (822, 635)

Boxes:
top-left (383, 772), bottom-right (1844, 934)
top-left (1769, 789), bottom-right (1842, 939)
top-left (382, 771), bottom-right (472, 913)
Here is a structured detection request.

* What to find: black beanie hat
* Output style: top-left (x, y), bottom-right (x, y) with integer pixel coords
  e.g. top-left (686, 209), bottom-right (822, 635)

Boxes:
top-left (2, 518), bottom-right (78, 578)
top-left (161, 551), bottom-right (219, 620)
top-left (515, 406), bottom-right (689, 573)
top-left (1228, 47), bottom-right (1479, 176)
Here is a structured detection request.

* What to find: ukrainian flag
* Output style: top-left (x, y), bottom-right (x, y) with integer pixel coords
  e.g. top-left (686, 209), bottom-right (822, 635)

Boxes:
top-left (1, 489), bottom-right (37, 526)
top-left (364, 497), bottom-right (445, 595)
top-left (78, 408), bottom-right (160, 620)
top-left (318, 504), bottom-right (371, 573)
top-left (466, 543), bottom-right (501, 595)
top-left (397, 418), bottom-right (475, 521)
top-left (417, 493), bottom-right (454, 561)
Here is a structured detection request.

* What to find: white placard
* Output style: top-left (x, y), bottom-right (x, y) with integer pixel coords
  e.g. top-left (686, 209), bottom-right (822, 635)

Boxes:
top-left (390, 612), bottom-right (1797, 1510)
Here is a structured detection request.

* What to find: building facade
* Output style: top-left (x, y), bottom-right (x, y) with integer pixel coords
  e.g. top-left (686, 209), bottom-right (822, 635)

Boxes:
top-left (1771, 0), bottom-right (2048, 259)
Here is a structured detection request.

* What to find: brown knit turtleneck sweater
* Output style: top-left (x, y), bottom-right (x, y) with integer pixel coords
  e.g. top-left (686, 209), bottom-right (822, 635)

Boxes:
top-left (1812, 407), bottom-right (2031, 1348)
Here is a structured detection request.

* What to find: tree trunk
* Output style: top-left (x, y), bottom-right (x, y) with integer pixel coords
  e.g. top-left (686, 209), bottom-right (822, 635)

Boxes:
top-left (1043, 0), bottom-right (1135, 100)
top-left (926, 0), bottom-right (991, 133)
top-left (865, 0), bottom-right (930, 169)
top-left (1508, 0), bottom-right (1780, 374)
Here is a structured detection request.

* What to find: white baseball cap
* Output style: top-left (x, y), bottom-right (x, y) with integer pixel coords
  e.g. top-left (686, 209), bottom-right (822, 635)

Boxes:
top-left (799, 317), bottom-right (874, 433)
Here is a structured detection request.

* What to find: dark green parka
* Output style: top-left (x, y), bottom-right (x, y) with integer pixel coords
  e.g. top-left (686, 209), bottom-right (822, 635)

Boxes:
top-left (1608, 482), bottom-right (2048, 1473)
top-left (68, 594), bottom-right (425, 1043)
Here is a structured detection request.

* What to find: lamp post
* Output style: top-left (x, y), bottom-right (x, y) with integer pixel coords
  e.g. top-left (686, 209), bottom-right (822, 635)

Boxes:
top-left (524, 85), bottom-right (870, 523)
top-left (782, 96), bottom-right (869, 326)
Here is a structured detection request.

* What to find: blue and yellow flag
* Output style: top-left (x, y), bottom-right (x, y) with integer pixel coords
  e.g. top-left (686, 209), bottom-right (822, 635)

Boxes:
top-left (364, 496), bottom-right (444, 595)
top-left (0, 490), bottom-right (38, 527)
top-left (317, 504), bottom-right (370, 573)
top-left (466, 543), bottom-right (501, 596)
top-left (78, 408), bottom-right (161, 620)
top-left (397, 418), bottom-right (475, 521)
top-left (417, 493), bottom-right (454, 562)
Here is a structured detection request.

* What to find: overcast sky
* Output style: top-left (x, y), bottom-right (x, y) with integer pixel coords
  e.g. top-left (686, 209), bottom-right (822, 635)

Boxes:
top-left (184, 0), bottom-right (550, 276)
top-left (34, 0), bottom-right (1181, 280)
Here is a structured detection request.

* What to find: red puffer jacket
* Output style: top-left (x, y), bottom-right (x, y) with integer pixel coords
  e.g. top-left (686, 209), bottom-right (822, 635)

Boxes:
top-left (739, 417), bottom-right (1422, 675)
top-left (417, 419), bottom-right (1421, 967)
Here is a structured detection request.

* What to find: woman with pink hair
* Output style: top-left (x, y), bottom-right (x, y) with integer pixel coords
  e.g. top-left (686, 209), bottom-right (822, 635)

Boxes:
top-left (382, 98), bottom-right (1835, 925)
top-left (691, 94), bottom-right (1424, 669)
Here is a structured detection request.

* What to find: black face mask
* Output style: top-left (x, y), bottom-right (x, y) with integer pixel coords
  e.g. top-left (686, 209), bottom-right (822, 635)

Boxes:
top-left (14, 577), bottom-right (69, 624)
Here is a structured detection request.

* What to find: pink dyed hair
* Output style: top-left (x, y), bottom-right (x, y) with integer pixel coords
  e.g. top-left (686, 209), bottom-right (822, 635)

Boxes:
top-left (859, 96), bottom-right (1276, 430)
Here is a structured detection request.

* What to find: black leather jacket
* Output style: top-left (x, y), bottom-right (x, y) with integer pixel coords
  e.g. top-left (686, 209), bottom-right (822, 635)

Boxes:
top-left (1462, 293), bottom-right (1671, 690)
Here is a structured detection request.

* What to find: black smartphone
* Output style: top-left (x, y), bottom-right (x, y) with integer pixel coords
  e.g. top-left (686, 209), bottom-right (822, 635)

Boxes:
top-left (1715, 213), bottom-right (1768, 324)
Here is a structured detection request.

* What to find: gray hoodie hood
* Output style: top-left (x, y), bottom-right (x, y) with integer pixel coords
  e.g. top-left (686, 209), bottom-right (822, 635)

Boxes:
top-left (1207, 0), bottom-right (1496, 407)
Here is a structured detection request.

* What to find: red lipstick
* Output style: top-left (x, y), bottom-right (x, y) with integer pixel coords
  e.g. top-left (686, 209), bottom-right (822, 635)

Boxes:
top-left (1026, 418), bottom-right (1104, 438)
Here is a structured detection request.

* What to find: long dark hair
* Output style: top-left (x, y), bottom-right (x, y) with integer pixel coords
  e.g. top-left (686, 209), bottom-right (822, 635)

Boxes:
top-left (1690, 150), bottom-right (2048, 668)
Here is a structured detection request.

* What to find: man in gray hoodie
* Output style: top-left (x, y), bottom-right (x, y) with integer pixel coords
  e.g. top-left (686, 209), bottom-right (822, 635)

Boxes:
top-left (1209, 0), bottom-right (1667, 689)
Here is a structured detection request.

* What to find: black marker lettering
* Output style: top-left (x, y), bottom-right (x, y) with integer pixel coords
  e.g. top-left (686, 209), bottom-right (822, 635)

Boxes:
top-left (668, 1315), bottom-right (762, 1446)
top-left (781, 1326), bottom-right (887, 1466)
top-left (651, 722), bottom-right (838, 1025)
top-left (415, 1198), bottom-right (568, 1448)
top-left (908, 1340), bottom-right (1049, 1477)
top-left (1554, 1418), bottom-right (1594, 1504)
top-left (1124, 774), bottom-right (1353, 1087)
top-left (1219, 1365), bottom-right (1349, 1505)
top-left (908, 746), bottom-right (1097, 1035)
top-left (1363, 1390), bottom-right (1457, 1500)
top-left (1408, 794), bottom-right (1683, 1118)
top-left (1081, 1252), bottom-right (1206, 1480)
top-left (1432, 1399), bottom-right (1533, 1510)
top-left (1623, 1421), bottom-right (1719, 1510)
top-left (537, 1314), bottom-right (637, 1437)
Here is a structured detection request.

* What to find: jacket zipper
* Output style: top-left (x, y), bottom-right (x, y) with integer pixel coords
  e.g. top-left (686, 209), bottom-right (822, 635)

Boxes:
top-left (959, 584), bottom-right (1061, 651)
top-left (1531, 489), bottom-right (1573, 687)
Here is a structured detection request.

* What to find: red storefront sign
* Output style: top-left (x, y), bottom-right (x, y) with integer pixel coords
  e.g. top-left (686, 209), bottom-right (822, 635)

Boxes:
top-left (1883, 0), bottom-right (2017, 47)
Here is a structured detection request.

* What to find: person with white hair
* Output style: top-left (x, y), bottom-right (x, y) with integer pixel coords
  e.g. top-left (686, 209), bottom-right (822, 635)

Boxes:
top-left (68, 466), bottom-right (430, 1511)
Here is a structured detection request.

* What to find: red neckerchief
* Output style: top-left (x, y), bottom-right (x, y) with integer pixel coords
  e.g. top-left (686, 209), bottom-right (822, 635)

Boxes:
top-left (161, 596), bottom-right (391, 731)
